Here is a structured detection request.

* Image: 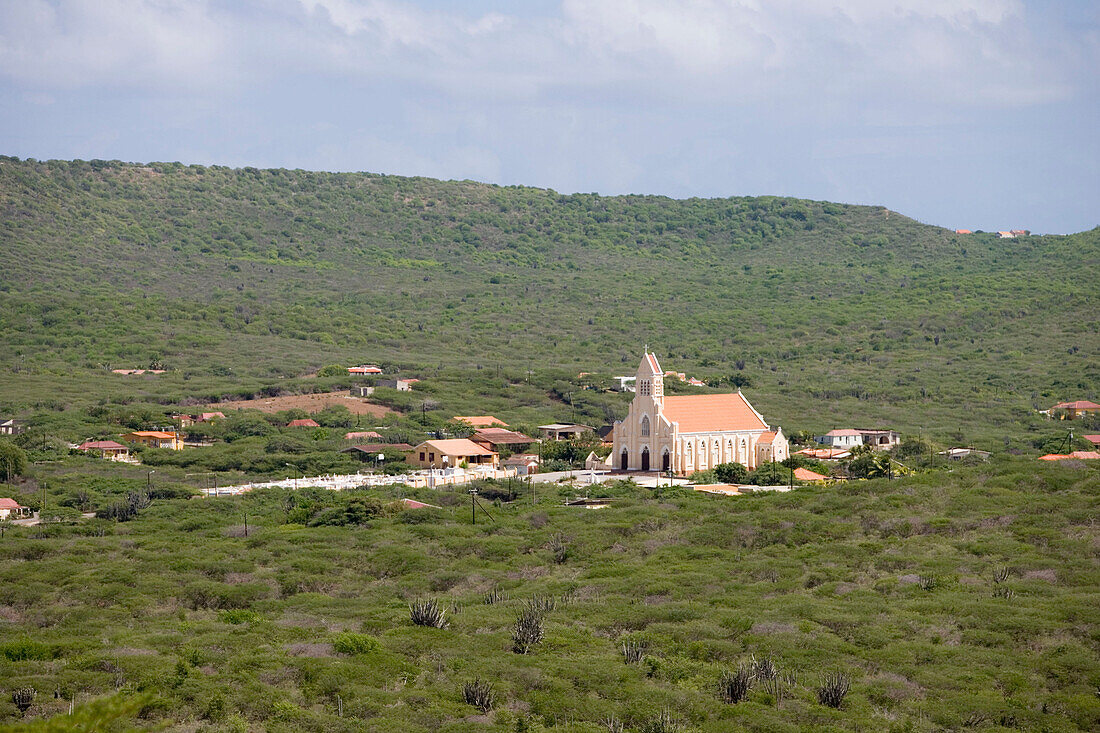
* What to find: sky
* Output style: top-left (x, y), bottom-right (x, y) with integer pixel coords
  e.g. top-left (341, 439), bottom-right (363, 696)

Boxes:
top-left (1, 0), bottom-right (1097, 234)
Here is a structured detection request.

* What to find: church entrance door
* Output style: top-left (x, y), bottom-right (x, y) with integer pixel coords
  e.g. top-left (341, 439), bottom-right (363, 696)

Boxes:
top-left (662, 451), bottom-right (670, 472)
top-left (620, 450), bottom-right (628, 471)
top-left (641, 447), bottom-right (650, 471)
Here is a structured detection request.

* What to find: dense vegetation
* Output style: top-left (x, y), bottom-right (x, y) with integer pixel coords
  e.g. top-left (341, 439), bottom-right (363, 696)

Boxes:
top-left (1, 459), bottom-right (1097, 731)
top-left (1, 157), bottom-right (1097, 447)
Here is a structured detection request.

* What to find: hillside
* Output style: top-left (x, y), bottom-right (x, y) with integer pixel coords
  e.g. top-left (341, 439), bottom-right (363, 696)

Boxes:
top-left (0, 157), bottom-right (1097, 440)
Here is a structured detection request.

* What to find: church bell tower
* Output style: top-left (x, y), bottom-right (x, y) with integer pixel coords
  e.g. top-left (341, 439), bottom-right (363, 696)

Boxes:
top-left (636, 349), bottom-right (664, 407)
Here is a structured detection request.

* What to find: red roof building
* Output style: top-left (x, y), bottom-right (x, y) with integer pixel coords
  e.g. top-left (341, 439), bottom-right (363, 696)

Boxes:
top-left (1050, 400), bottom-right (1100, 419)
top-left (287, 418), bottom-right (320, 428)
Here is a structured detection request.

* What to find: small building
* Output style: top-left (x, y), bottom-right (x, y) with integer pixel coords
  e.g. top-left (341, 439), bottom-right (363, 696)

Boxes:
top-left (1083, 435), bottom-right (1100, 447)
top-left (1050, 400), bottom-right (1100, 420)
top-left (406, 439), bottom-right (499, 470)
top-left (287, 418), bottom-right (320, 428)
top-left (755, 429), bottom-right (790, 464)
top-left (539, 423), bottom-right (594, 441)
top-left (341, 443), bottom-right (414, 462)
top-left (565, 497), bottom-right (612, 509)
top-left (1039, 451), bottom-right (1100, 461)
top-left (123, 431), bottom-right (183, 450)
top-left (344, 430), bottom-right (383, 441)
top-left (470, 428), bottom-right (534, 452)
top-left (795, 447), bottom-right (851, 460)
top-left (377, 378), bottom-right (414, 392)
top-left (1010, 230), bottom-right (1030, 237)
top-left (349, 385), bottom-right (375, 398)
top-left (0, 498), bottom-right (31, 520)
top-left (170, 413), bottom-right (196, 427)
top-left (954, 229), bottom-right (972, 234)
top-left (597, 425), bottom-right (615, 444)
top-left (400, 498), bottom-right (440, 510)
top-left (612, 376), bottom-right (636, 392)
top-left (347, 365), bottom-right (383, 374)
top-left (504, 454), bottom-right (540, 475)
top-left (0, 419), bottom-right (27, 436)
top-left (453, 415), bottom-right (508, 428)
top-left (996, 231), bottom-right (1016, 239)
top-left (816, 429), bottom-right (863, 449)
top-left (78, 440), bottom-right (131, 461)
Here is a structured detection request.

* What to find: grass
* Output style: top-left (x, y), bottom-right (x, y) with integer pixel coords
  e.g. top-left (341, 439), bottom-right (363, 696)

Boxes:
top-left (0, 458), bottom-right (1096, 730)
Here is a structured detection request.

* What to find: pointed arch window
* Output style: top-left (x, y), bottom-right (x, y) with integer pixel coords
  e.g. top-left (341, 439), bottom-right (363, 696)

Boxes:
top-left (640, 415), bottom-right (650, 437)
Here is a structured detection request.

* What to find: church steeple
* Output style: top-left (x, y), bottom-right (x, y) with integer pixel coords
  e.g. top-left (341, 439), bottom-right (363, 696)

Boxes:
top-left (636, 349), bottom-right (664, 404)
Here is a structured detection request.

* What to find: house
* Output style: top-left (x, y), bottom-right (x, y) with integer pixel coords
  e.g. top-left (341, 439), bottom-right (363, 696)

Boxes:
top-left (539, 423), bottom-right (595, 441)
top-left (954, 229), bottom-right (972, 234)
top-left (349, 385), bottom-right (375, 398)
top-left (170, 413), bottom-right (196, 427)
top-left (287, 418), bottom-right (320, 428)
top-left (1010, 230), bottom-right (1030, 237)
top-left (377, 378), bottom-right (414, 392)
top-left (453, 416), bottom-right (508, 428)
top-left (0, 498), bottom-right (31, 520)
top-left (347, 365), bottom-right (383, 374)
top-left (0, 419), bottom-right (27, 436)
top-left (78, 440), bottom-right (131, 462)
top-left (406, 439), bottom-right (498, 469)
top-left (613, 351), bottom-right (789, 474)
top-left (122, 431), bottom-right (183, 450)
top-left (400, 498), bottom-right (440, 509)
top-left (612, 376), bottom-right (636, 392)
top-left (470, 428), bottom-right (534, 452)
top-left (565, 497), bottom-right (612, 509)
top-left (1050, 400), bottom-right (1100, 420)
top-left (344, 430), bottom-right (383, 441)
top-left (938, 448), bottom-right (991, 461)
top-left (793, 467), bottom-right (828, 483)
top-left (816, 428), bottom-right (900, 450)
top-left (597, 425), bottom-right (615, 445)
top-left (341, 443), bottom-right (414, 462)
top-left (996, 231), bottom-right (1016, 239)
top-left (1083, 435), bottom-right (1100, 447)
top-left (504, 454), bottom-right (540, 475)
top-left (1039, 451), bottom-right (1100, 461)
top-left (687, 377), bottom-right (707, 387)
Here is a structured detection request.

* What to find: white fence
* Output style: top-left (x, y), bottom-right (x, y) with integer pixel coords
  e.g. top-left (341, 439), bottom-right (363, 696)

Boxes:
top-left (200, 464), bottom-right (519, 497)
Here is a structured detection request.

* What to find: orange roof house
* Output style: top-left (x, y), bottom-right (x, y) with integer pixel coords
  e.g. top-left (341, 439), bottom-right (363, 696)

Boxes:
top-left (453, 416), bottom-right (508, 428)
top-left (470, 428), bottom-right (534, 450)
top-left (406, 439), bottom-right (499, 469)
top-left (1039, 451), bottom-right (1100, 461)
top-left (78, 440), bottom-right (131, 461)
top-left (1083, 435), bottom-right (1100, 447)
top-left (347, 365), bottom-right (383, 374)
top-left (287, 418), bottom-right (320, 428)
top-left (122, 431), bottom-right (183, 450)
top-left (613, 351), bottom-right (788, 474)
top-left (793, 467), bottom-right (828, 483)
top-left (0, 497), bottom-right (31, 520)
top-left (1050, 400), bottom-right (1100, 419)
top-left (954, 229), bottom-right (972, 234)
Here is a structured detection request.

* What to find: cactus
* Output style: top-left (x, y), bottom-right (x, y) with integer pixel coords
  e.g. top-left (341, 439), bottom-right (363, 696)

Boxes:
top-left (409, 598), bottom-right (448, 629)
top-left (12, 688), bottom-right (36, 714)
top-left (816, 671), bottom-right (851, 709)
top-left (719, 664), bottom-right (753, 703)
top-left (462, 678), bottom-right (494, 712)
top-left (511, 607), bottom-right (545, 654)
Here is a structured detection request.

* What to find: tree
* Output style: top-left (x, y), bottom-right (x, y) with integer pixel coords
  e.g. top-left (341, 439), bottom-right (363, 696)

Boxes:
top-left (0, 441), bottom-right (28, 482)
top-left (715, 462), bottom-right (748, 484)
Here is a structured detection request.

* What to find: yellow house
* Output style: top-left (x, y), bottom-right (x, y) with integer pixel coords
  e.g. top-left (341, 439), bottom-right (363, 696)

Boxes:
top-left (407, 439), bottom-right (498, 469)
top-left (123, 430), bottom-right (184, 451)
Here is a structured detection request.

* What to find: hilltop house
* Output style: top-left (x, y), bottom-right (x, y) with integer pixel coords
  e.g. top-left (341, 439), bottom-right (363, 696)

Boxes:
top-left (613, 351), bottom-right (788, 474)
top-left (539, 423), bottom-right (595, 441)
top-left (1050, 400), bottom-right (1100, 420)
top-left (348, 365), bottom-right (382, 374)
top-left (287, 418), bottom-right (320, 428)
top-left (817, 428), bottom-right (900, 450)
top-left (123, 431), bottom-right (183, 450)
top-left (504, 454), bottom-right (540, 475)
top-left (0, 419), bottom-right (26, 436)
top-left (377, 378), bottom-right (414, 392)
top-left (406, 439), bottom-right (499, 470)
top-left (0, 498), bottom-right (31, 520)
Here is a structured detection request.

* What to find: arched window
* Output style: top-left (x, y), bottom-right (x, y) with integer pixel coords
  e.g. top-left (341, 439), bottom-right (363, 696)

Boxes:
top-left (640, 415), bottom-right (650, 437)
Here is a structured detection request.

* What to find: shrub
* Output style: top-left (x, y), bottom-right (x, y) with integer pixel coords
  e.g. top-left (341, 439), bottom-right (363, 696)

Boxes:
top-left (218, 609), bottom-right (261, 625)
top-left (0, 638), bottom-right (57, 661)
top-left (410, 598), bottom-right (448, 629)
top-left (483, 588), bottom-right (504, 605)
top-left (332, 632), bottom-right (382, 655)
top-left (918, 574), bottom-right (937, 591)
top-left (720, 664), bottom-right (753, 703)
top-left (0, 441), bottom-right (28, 481)
top-left (715, 462), bottom-right (749, 484)
top-left (462, 678), bottom-right (494, 712)
top-left (548, 531), bottom-right (568, 563)
top-left (639, 708), bottom-right (682, 733)
top-left (817, 671), bottom-right (851, 708)
top-left (512, 607), bottom-right (545, 654)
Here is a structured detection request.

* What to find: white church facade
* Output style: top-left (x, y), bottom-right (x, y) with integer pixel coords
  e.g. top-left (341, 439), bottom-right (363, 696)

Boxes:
top-left (613, 351), bottom-right (788, 474)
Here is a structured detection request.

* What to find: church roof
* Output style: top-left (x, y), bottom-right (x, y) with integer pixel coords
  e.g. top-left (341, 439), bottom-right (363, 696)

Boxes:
top-left (661, 393), bottom-right (768, 433)
top-left (757, 431), bottom-right (777, 443)
top-left (644, 352), bottom-right (662, 374)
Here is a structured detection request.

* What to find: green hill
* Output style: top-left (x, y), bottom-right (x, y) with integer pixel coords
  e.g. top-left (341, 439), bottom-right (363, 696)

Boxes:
top-left (0, 156), bottom-right (1097, 440)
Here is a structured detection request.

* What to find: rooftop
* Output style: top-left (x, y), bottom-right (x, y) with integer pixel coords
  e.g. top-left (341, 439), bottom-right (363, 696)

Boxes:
top-left (661, 393), bottom-right (768, 433)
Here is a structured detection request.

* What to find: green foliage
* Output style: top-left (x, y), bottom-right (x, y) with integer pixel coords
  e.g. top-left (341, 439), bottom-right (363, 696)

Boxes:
top-left (331, 632), bottom-right (382, 656)
top-left (0, 441), bottom-right (27, 481)
top-left (715, 462), bottom-right (749, 484)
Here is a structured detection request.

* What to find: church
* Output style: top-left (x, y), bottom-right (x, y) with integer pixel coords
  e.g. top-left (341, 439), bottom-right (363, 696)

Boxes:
top-left (613, 351), bottom-right (788, 474)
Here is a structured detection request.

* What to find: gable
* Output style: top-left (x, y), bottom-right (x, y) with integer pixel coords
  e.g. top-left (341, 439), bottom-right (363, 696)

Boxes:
top-left (660, 393), bottom-right (768, 433)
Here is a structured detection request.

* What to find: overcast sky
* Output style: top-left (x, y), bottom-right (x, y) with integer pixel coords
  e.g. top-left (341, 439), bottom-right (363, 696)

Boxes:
top-left (1, 0), bottom-right (1097, 233)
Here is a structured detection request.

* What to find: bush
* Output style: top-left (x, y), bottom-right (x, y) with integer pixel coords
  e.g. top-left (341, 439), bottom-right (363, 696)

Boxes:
top-left (512, 607), bottom-right (545, 654)
top-left (0, 638), bottom-right (57, 661)
top-left (0, 440), bottom-right (28, 481)
top-left (332, 632), bottom-right (382, 655)
top-left (715, 462), bottom-right (748, 484)
top-left (720, 664), bottom-right (753, 703)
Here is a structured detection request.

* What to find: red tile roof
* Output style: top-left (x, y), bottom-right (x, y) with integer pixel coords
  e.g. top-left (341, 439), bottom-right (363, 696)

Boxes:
top-left (757, 431), bottom-right (777, 443)
top-left (825, 428), bottom-right (862, 436)
top-left (645, 352), bottom-right (662, 373)
top-left (0, 498), bottom-right (25, 510)
top-left (954, 229), bottom-right (972, 234)
top-left (287, 419), bottom-right (320, 428)
top-left (661, 393), bottom-right (768, 433)
top-left (793, 467), bottom-right (828, 482)
top-left (126, 431), bottom-right (177, 439)
top-left (401, 498), bottom-right (439, 509)
top-left (472, 428), bottom-right (534, 445)
top-left (79, 440), bottom-right (128, 451)
top-left (416, 439), bottom-right (496, 456)
top-left (344, 431), bottom-right (383, 440)
top-left (1083, 435), bottom-right (1100, 446)
top-left (1052, 400), bottom-right (1100, 410)
top-left (1039, 451), bottom-right (1100, 461)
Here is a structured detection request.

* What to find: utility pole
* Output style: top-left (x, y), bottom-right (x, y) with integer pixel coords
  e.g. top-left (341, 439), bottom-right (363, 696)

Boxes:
top-left (470, 488), bottom-right (477, 525)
